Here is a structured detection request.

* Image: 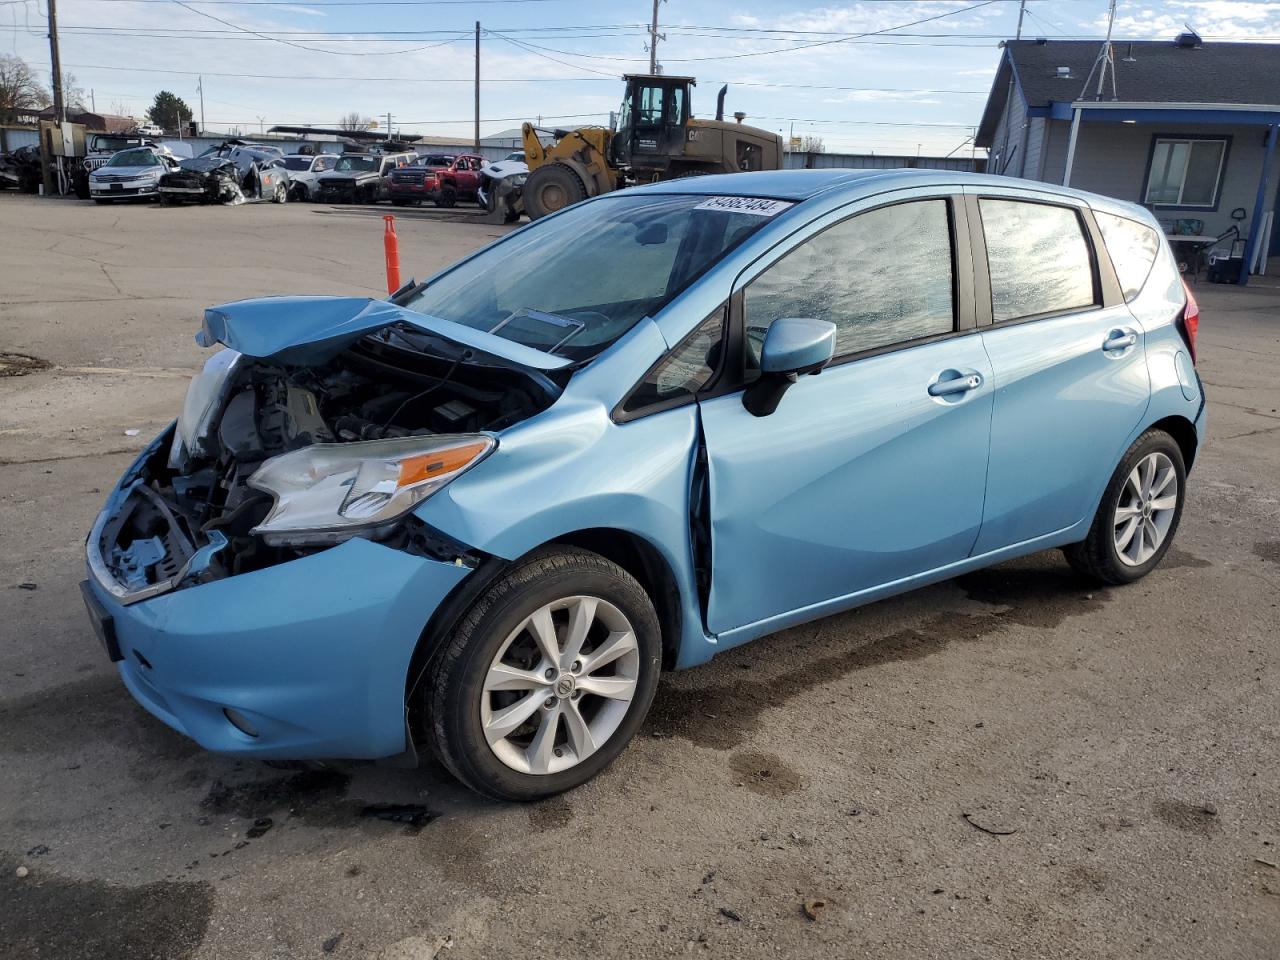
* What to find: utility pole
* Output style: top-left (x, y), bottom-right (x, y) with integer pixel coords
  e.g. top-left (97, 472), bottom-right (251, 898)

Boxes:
top-left (1015, 0), bottom-right (1026, 40)
top-left (474, 21), bottom-right (481, 152)
top-left (43, 0), bottom-right (65, 195)
top-left (647, 0), bottom-right (664, 75)
top-left (197, 76), bottom-right (206, 135)
top-left (386, 111), bottom-right (393, 141)
top-left (90, 89), bottom-right (95, 112)
top-left (47, 0), bottom-right (64, 123)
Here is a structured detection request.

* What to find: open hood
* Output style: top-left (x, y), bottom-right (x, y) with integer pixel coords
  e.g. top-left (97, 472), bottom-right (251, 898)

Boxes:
top-left (197, 296), bottom-right (575, 370)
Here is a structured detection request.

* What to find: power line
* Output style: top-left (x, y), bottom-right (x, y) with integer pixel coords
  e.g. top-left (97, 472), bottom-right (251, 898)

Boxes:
top-left (52, 63), bottom-right (990, 95)
top-left (490, 0), bottom-right (1003, 64)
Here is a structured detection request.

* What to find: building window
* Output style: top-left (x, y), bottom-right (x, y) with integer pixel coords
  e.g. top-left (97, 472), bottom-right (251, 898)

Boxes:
top-left (1145, 138), bottom-right (1227, 207)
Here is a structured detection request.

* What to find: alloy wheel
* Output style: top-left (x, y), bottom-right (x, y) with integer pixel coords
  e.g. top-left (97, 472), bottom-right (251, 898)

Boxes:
top-left (480, 596), bottom-right (640, 776)
top-left (1113, 451), bottom-right (1178, 566)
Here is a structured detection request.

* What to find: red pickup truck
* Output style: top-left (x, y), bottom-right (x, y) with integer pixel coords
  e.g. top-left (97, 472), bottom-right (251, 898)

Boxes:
top-left (388, 153), bottom-right (486, 207)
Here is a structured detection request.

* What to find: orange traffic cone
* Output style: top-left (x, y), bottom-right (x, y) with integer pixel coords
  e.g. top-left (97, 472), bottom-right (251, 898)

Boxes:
top-left (383, 215), bottom-right (401, 295)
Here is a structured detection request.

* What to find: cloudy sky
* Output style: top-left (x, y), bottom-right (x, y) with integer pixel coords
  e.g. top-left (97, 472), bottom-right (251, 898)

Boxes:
top-left (5, 0), bottom-right (1280, 155)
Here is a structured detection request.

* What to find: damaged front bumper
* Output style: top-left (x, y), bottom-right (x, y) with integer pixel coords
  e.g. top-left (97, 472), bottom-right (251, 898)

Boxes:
top-left (83, 427), bottom-right (475, 760)
top-left (86, 427), bottom-right (228, 605)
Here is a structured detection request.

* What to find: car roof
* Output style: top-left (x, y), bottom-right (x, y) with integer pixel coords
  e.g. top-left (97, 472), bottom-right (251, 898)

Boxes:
top-left (624, 168), bottom-right (1108, 206)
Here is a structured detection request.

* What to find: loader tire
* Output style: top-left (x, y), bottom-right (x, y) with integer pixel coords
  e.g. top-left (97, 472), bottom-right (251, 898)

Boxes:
top-left (524, 163), bottom-right (588, 220)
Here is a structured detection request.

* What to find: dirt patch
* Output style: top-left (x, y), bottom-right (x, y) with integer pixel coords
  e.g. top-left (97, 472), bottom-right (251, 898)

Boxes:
top-left (0, 852), bottom-right (212, 960)
top-left (0, 352), bottom-right (52, 377)
top-left (527, 795), bottom-right (573, 830)
top-left (1254, 541), bottom-right (1280, 565)
top-left (729, 751), bottom-right (803, 798)
top-left (1152, 799), bottom-right (1221, 836)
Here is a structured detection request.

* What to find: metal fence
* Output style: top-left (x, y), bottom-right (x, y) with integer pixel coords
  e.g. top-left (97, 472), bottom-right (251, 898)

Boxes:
top-left (783, 151), bottom-right (984, 172)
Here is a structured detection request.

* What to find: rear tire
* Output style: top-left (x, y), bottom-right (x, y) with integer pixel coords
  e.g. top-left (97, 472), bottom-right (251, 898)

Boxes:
top-left (1063, 429), bottom-right (1187, 585)
top-left (524, 163), bottom-right (587, 220)
top-left (425, 547), bottom-right (662, 801)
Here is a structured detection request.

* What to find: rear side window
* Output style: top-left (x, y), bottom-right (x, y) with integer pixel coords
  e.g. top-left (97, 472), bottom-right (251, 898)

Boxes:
top-left (743, 199), bottom-right (955, 363)
top-left (1094, 211), bottom-right (1162, 301)
top-left (980, 199), bottom-right (1096, 322)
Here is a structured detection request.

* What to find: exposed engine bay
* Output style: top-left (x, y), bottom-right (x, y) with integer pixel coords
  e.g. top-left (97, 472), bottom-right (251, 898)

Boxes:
top-left (95, 326), bottom-right (560, 595)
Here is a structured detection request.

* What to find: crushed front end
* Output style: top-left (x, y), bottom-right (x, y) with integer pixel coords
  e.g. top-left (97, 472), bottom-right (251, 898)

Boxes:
top-left (82, 303), bottom-right (562, 760)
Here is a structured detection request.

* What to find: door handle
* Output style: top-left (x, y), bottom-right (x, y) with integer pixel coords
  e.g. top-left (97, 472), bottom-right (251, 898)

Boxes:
top-left (1103, 330), bottom-right (1138, 352)
top-left (928, 372), bottom-right (983, 397)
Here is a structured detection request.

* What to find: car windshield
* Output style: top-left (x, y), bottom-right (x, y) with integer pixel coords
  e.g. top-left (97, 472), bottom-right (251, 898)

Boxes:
top-left (422, 155), bottom-right (453, 166)
top-left (107, 149), bottom-right (158, 167)
top-left (282, 157), bottom-right (312, 171)
top-left (335, 156), bottom-right (377, 172)
top-left (401, 193), bottom-right (782, 360)
top-left (94, 138), bottom-right (138, 152)
top-left (179, 156), bottom-right (230, 171)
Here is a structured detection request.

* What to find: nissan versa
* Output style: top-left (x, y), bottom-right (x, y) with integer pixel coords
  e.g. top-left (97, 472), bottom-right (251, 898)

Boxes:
top-left (82, 170), bottom-right (1205, 800)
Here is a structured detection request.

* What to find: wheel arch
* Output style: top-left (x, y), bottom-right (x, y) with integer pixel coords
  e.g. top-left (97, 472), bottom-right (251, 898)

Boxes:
top-left (403, 527), bottom-right (686, 731)
top-left (1148, 413), bottom-right (1199, 472)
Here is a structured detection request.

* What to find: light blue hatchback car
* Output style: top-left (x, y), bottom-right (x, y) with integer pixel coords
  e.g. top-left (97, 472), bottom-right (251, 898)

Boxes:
top-left (83, 170), bottom-right (1205, 799)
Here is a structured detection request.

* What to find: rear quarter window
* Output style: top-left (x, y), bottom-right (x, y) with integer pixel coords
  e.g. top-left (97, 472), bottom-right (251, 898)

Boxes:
top-left (1094, 211), bottom-right (1162, 301)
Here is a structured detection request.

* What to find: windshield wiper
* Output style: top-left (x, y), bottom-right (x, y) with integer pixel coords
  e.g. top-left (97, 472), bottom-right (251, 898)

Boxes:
top-left (488, 309), bottom-right (586, 355)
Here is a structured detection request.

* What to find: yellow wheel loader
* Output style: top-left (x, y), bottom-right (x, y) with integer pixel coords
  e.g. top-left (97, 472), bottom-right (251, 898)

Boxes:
top-left (519, 75), bottom-right (783, 220)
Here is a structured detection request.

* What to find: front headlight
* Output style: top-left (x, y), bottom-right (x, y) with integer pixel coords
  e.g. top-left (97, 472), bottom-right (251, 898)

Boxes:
top-left (247, 435), bottom-right (496, 546)
top-left (168, 348), bottom-right (242, 469)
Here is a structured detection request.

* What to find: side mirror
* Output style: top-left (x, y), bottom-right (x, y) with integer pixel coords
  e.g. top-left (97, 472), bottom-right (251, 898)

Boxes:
top-left (743, 317), bottom-right (836, 417)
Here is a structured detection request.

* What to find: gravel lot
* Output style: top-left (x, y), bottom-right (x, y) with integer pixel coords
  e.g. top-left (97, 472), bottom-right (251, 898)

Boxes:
top-left (1, 193), bottom-right (1278, 960)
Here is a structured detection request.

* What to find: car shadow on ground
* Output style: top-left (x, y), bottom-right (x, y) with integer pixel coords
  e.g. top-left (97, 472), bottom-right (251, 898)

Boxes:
top-left (5, 546), bottom-right (1214, 841)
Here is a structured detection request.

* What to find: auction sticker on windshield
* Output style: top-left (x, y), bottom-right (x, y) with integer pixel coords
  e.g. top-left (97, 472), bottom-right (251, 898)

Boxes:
top-left (694, 196), bottom-right (793, 216)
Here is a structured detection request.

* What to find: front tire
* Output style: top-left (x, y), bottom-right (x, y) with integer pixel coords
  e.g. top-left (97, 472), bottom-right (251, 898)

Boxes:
top-left (425, 548), bottom-right (662, 801)
top-left (1064, 429), bottom-right (1187, 584)
top-left (273, 182), bottom-right (288, 204)
top-left (524, 163), bottom-right (587, 220)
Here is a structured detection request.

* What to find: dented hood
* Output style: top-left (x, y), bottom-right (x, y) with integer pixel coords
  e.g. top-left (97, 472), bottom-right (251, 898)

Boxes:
top-left (197, 296), bottom-right (574, 370)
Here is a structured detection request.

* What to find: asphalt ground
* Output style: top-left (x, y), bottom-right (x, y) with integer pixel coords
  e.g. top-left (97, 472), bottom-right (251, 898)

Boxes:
top-left (1, 193), bottom-right (1278, 960)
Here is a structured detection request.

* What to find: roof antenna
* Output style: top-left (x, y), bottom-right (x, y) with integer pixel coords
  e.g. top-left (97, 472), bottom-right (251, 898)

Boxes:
top-left (1079, 0), bottom-right (1119, 101)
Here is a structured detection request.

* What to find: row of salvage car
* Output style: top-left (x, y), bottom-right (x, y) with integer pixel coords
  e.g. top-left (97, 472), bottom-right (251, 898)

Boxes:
top-left (78, 137), bottom-right (526, 213)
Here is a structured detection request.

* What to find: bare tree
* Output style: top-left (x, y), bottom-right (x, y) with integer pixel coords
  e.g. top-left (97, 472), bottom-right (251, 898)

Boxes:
top-left (0, 54), bottom-right (50, 123)
top-left (800, 134), bottom-right (826, 154)
top-left (60, 72), bottom-right (89, 112)
top-left (338, 111), bottom-right (372, 132)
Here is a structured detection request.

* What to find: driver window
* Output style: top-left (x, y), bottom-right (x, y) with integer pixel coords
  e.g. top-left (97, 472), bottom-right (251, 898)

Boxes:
top-left (742, 199), bottom-right (955, 367)
top-left (667, 87), bottom-right (685, 125)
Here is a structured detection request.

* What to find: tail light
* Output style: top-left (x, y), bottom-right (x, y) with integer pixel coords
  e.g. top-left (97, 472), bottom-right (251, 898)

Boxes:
top-left (1178, 281), bottom-right (1200, 364)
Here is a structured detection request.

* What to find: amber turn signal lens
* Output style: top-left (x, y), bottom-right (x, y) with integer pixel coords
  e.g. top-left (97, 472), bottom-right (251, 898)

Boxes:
top-left (397, 441), bottom-right (489, 488)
